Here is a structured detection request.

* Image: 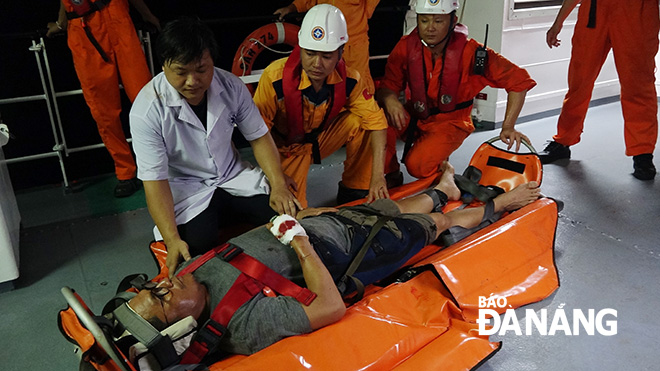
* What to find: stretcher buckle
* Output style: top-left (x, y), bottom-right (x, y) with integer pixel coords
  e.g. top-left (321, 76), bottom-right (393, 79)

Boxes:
top-left (217, 244), bottom-right (244, 262)
top-left (196, 319), bottom-right (227, 353)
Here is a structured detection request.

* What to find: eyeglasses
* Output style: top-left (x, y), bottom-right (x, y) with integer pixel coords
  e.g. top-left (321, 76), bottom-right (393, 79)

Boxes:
top-left (143, 281), bottom-right (171, 327)
top-left (143, 281), bottom-right (170, 298)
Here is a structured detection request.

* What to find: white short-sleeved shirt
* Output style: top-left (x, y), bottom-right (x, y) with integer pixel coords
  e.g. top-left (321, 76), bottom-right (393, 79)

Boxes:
top-left (130, 68), bottom-right (271, 231)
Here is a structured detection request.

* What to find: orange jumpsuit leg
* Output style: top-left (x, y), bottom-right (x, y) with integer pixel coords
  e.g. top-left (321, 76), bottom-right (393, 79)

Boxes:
top-left (344, 35), bottom-right (375, 94)
top-left (552, 1), bottom-right (611, 148)
top-left (609, 0), bottom-right (659, 156)
top-left (110, 5), bottom-right (152, 102)
top-left (404, 120), bottom-right (470, 179)
top-left (340, 113), bottom-right (376, 190)
top-left (279, 111), bottom-right (366, 206)
top-left (280, 152), bottom-right (314, 208)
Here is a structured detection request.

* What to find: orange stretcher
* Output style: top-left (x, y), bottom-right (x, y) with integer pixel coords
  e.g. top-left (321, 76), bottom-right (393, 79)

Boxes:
top-left (58, 138), bottom-right (560, 370)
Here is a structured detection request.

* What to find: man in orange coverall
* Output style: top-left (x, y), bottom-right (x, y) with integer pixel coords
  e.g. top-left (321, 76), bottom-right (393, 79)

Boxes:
top-left (274, 0), bottom-right (380, 94)
top-left (254, 4), bottom-right (389, 207)
top-left (46, 0), bottom-right (158, 197)
top-left (376, 0), bottom-right (536, 181)
top-left (538, 0), bottom-right (659, 181)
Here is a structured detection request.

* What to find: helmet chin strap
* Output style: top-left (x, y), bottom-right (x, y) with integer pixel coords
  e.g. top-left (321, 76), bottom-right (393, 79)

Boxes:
top-left (421, 16), bottom-right (455, 50)
top-left (420, 39), bottom-right (436, 48)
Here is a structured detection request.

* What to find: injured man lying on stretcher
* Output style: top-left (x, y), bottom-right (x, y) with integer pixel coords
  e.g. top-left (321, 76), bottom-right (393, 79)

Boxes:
top-left (113, 162), bottom-right (541, 359)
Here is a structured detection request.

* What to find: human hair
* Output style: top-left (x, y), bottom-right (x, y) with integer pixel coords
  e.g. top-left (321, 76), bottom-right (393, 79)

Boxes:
top-left (301, 44), bottom-right (344, 59)
top-left (156, 17), bottom-right (219, 67)
top-left (416, 10), bottom-right (457, 20)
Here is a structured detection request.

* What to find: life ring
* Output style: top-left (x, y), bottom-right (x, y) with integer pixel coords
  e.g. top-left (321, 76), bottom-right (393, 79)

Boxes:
top-left (232, 22), bottom-right (300, 93)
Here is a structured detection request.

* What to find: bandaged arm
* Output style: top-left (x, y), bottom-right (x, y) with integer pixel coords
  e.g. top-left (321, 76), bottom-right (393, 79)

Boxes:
top-left (269, 215), bottom-right (345, 329)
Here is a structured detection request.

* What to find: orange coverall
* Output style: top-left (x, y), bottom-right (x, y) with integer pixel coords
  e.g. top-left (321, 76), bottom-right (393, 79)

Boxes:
top-left (553, 0), bottom-right (659, 156)
top-left (380, 37), bottom-right (536, 179)
top-left (291, 0), bottom-right (380, 93)
top-left (63, 0), bottom-right (152, 180)
top-left (253, 57), bottom-right (387, 207)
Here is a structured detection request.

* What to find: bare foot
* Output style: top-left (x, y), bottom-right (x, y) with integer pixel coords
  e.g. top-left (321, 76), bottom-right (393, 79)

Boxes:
top-left (493, 181), bottom-right (541, 212)
top-left (435, 161), bottom-right (461, 201)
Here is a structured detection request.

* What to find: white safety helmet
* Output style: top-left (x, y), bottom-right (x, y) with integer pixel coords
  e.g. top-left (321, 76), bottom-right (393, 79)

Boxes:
top-left (414, 0), bottom-right (459, 14)
top-left (298, 4), bottom-right (348, 52)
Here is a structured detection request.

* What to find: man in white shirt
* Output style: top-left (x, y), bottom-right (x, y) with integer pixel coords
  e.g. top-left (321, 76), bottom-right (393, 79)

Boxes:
top-left (130, 18), bottom-right (300, 274)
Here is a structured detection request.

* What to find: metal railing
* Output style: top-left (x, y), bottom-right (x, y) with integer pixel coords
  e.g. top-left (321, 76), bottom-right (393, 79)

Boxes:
top-left (0, 30), bottom-right (155, 189)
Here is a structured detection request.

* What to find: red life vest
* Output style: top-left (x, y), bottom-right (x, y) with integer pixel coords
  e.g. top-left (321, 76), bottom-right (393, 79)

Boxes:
top-left (281, 46), bottom-right (348, 146)
top-left (406, 24), bottom-right (469, 119)
top-left (64, 0), bottom-right (111, 19)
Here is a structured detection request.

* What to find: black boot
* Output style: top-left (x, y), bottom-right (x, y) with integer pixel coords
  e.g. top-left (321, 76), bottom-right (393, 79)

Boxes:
top-left (633, 154), bottom-right (656, 180)
top-left (385, 171), bottom-right (404, 189)
top-left (114, 177), bottom-right (142, 198)
top-left (538, 141), bottom-right (571, 164)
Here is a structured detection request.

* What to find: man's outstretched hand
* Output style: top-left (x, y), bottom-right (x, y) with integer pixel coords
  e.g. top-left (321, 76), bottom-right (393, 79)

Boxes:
top-left (165, 238), bottom-right (191, 277)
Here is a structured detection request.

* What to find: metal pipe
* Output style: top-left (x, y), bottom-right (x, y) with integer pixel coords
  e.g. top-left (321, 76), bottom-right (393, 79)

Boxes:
top-left (0, 29), bottom-right (47, 41)
top-left (0, 94), bottom-right (48, 105)
top-left (61, 287), bottom-right (132, 371)
top-left (140, 30), bottom-right (155, 76)
top-left (1, 151), bottom-right (59, 164)
top-left (369, 55), bottom-right (389, 61)
top-left (54, 89), bottom-right (84, 98)
top-left (66, 142), bottom-right (108, 154)
top-left (41, 37), bottom-right (71, 159)
top-left (32, 38), bottom-right (70, 187)
top-left (66, 137), bottom-right (133, 154)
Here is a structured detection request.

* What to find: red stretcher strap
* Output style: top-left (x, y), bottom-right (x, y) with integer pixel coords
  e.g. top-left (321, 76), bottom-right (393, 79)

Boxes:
top-left (179, 243), bottom-right (316, 306)
top-left (180, 273), bottom-right (263, 364)
top-left (222, 249), bottom-right (317, 306)
top-left (176, 244), bottom-right (223, 277)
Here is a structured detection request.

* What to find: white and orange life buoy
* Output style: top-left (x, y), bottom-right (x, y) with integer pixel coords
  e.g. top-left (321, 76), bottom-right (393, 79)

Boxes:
top-left (232, 22), bottom-right (300, 92)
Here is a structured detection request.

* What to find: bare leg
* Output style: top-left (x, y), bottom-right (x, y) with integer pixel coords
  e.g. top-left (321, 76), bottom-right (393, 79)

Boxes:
top-left (434, 161), bottom-right (462, 201)
top-left (396, 161), bottom-right (461, 214)
top-left (428, 181), bottom-right (541, 239)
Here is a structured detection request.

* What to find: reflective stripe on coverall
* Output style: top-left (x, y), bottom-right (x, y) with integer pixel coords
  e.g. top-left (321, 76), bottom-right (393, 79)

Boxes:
top-left (63, 0), bottom-right (152, 180)
top-left (553, 0), bottom-right (659, 156)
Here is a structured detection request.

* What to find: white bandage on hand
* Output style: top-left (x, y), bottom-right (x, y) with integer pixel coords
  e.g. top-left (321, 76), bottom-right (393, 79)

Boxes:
top-left (269, 214), bottom-right (307, 245)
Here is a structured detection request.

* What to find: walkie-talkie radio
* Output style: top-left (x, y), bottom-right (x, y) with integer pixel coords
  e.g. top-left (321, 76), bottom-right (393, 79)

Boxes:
top-left (474, 24), bottom-right (489, 75)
